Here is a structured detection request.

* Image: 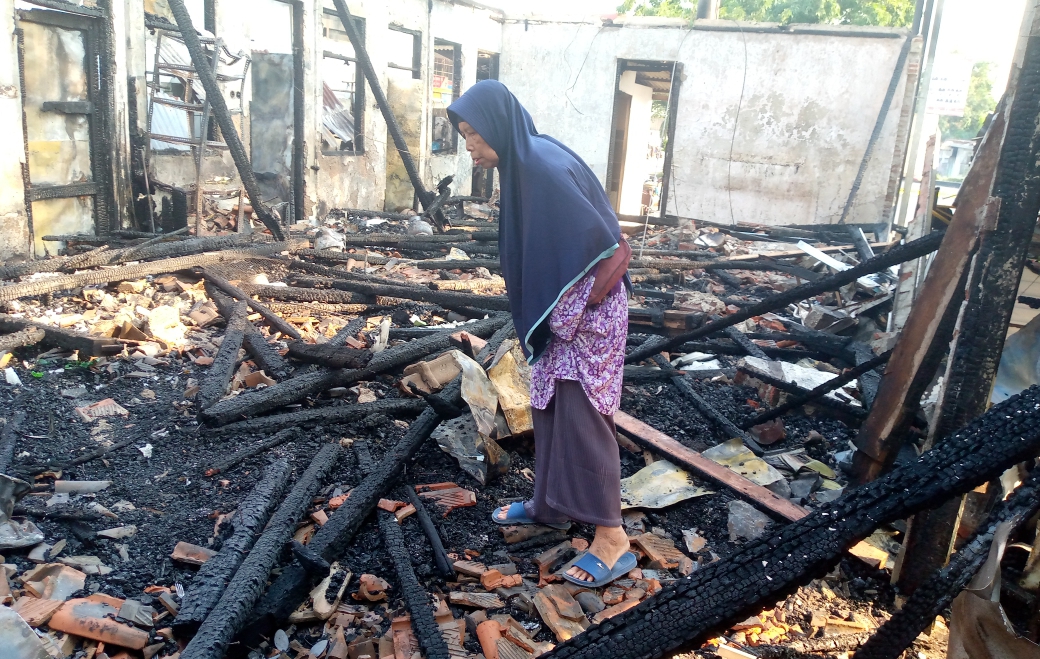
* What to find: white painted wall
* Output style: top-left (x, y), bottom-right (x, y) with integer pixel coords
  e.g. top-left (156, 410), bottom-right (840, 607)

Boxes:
top-left (499, 20), bottom-right (912, 227)
top-left (617, 70), bottom-right (653, 216)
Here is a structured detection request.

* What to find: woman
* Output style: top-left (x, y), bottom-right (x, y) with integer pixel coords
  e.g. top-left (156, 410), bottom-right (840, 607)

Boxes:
top-left (448, 80), bottom-right (635, 587)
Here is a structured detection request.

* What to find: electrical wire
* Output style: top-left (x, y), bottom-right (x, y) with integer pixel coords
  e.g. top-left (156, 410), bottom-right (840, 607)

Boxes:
top-left (564, 25), bottom-right (605, 116)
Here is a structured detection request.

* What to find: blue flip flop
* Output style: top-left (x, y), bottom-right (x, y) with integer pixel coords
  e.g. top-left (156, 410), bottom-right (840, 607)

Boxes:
top-left (491, 502), bottom-right (570, 530)
top-left (561, 551), bottom-right (638, 588)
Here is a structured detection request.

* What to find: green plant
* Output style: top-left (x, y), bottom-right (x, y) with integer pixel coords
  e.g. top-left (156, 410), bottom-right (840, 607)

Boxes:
top-left (938, 62), bottom-right (997, 141)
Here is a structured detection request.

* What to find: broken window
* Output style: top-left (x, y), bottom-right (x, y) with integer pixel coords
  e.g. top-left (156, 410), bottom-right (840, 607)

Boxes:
top-left (476, 50), bottom-right (499, 82)
top-left (432, 39), bottom-right (461, 155)
top-left (387, 24), bottom-right (421, 80)
top-left (321, 11), bottom-right (365, 154)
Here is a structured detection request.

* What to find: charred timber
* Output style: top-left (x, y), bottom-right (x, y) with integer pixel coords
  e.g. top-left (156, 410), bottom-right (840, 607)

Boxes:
top-left (0, 411), bottom-right (26, 475)
top-left (0, 314), bottom-right (119, 357)
top-left (852, 469), bottom-right (1040, 659)
top-left (540, 385), bottom-right (1040, 659)
top-left (378, 503), bottom-right (452, 659)
top-left (329, 0), bottom-right (447, 230)
top-left (736, 368), bottom-right (868, 424)
top-left (196, 300), bottom-right (247, 412)
top-left (205, 284), bottom-right (292, 380)
top-left (291, 275), bottom-right (511, 313)
top-left (737, 353), bottom-right (890, 428)
top-left (166, 0), bottom-right (285, 241)
top-left (242, 322), bottom-right (516, 634)
top-left (200, 315), bottom-right (507, 426)
top-left (0, 326), bottom-right (45, 353)
top-left (625, 231), bottom-right (945, 363)
top-left (180, 443), bottom-right (341, 659)
top-left (204, 398), bottom-right (425, 436)
top-left (237, 283), bottom-right (372, 305)
top-left (0, 243), bottom-right (300, 303)
top-left (286, 342), bottom-right (372, 369)
top-left (201, 267), bottom-right (302, 340)
top-left (652, 355), bottom-right (762, 453)
top-left (204, 428), bottom-right (298, 476)
top-left (403, 485), bottom-right (455, 579)
top-left (174, 459), bottom-right (292, 637)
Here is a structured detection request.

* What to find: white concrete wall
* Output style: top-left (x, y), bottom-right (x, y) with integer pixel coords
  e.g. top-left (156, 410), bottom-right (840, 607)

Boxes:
top-left (617, 70), bottom-right (653, 216)
top-left (499, 20), bottom-right (912, 227)
top-left (0, 0), bottom-right (29, 261)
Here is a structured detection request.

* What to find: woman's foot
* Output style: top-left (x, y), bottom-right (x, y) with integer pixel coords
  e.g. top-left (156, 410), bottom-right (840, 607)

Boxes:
top-left (494, 504), bottom-right (513, 522)
top-left (566, 525), bottom-right (630, 582)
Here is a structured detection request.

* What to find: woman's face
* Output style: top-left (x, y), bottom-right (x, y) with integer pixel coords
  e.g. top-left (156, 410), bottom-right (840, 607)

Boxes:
top-left (458, 121), bottom-right (500, 169)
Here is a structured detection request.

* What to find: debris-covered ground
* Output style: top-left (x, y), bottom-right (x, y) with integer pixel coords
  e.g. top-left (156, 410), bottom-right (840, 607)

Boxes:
top-left (0, 203), bottom-right (1032, 659)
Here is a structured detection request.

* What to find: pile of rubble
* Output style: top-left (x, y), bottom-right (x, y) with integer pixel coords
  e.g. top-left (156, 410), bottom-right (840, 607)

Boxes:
top-left (0, 197), bottom-right (1036, 659)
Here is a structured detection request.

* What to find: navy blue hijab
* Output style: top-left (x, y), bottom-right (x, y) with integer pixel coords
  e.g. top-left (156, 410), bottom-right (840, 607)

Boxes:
top-left (448, 80), bottom-right (622, 362)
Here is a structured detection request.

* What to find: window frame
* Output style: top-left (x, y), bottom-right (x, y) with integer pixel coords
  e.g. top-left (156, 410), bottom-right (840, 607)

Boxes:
top-left (320, 8), bottom-right (365, 156)
top-left (431, 38), bottom-right (462, 155)
top-left (387, 23), bottom-right (422, 79)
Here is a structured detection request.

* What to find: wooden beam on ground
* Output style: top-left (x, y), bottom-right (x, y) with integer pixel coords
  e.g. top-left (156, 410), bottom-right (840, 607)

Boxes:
top-left (614, 411), bottom-right (806, 522)
top-left (0, 314), bottom-right (120, 357)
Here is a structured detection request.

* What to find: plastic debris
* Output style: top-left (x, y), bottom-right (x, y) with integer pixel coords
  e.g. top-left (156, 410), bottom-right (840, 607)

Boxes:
top-left (0, 474), bottom-right (44, 549)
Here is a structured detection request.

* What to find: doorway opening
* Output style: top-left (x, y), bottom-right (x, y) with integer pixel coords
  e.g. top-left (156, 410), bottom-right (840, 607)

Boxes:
top-left (605, 60), bottom-right (681, 219)
top-left (471, 50), bottom-right (499, 199)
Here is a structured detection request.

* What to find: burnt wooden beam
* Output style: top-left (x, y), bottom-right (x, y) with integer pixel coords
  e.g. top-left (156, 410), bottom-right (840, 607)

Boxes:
top-left (737, 369), bottom-right (868, 425)
top-left (403, 485), bottom-right (455, 579)
top-left (893, 33), bottom-right (1040, 599)
top-left (329, 0), bottom-right (446, 231)
top-left (289, 274), bottom-right (510, 313)
top-left (0, 314), bottom-right (119, 357)
top-left (651, 354), bottom-right (763, 453)
top-left (850, 108), bottom-right (1007, 483)
top-left (240, 322), bottom-right (516, 638)
top-left (204, 428), bottom-right (298, 476)
top-left (285, 342), bottom-right (372, 369)
top-left (543, 386), bottom-right (1040, 659)
top-left (200, 315), bottom-right (507, 426)
top-left (0, 243), bottom-right (300, 303)
top-left (203, 398), bottom-right (426, 436)
top-left (237, 282), bottom-right (372, 306)
top-left (0, 326), bottom-right (45, 353)
top-left (205, 283), bottom-right (292, 380)
top-left (738, 352), bottom-right (890, 428)
top-left (166, 0), bottom-right (285, 241)
top-left (853, 469), bottom-right (1040, 659)
top-left (174, 459), bottom-right (292, 637)
top-left (0, 411), bottom-right (26, 475)
top-left (196, 300), bottom-right (247, 412)
top-left (625, 231), bottom-right (945, 363)
top-left (179, 444), bottom-right (341, 659)
top-left (201, 267), bottom-right (302, 340)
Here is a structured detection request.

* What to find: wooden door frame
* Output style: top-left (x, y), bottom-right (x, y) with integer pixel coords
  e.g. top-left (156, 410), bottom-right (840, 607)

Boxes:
top-left (605, 59), bottom-right (682, 217)
top-left (16, 7), bottom-right (114, 249)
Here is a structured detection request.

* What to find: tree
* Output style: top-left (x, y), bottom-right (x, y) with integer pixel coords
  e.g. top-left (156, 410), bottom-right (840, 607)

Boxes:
top-left (616, 0), bottom-right (913, 26)
top-left (938, 62), bottom-right (997, 141)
